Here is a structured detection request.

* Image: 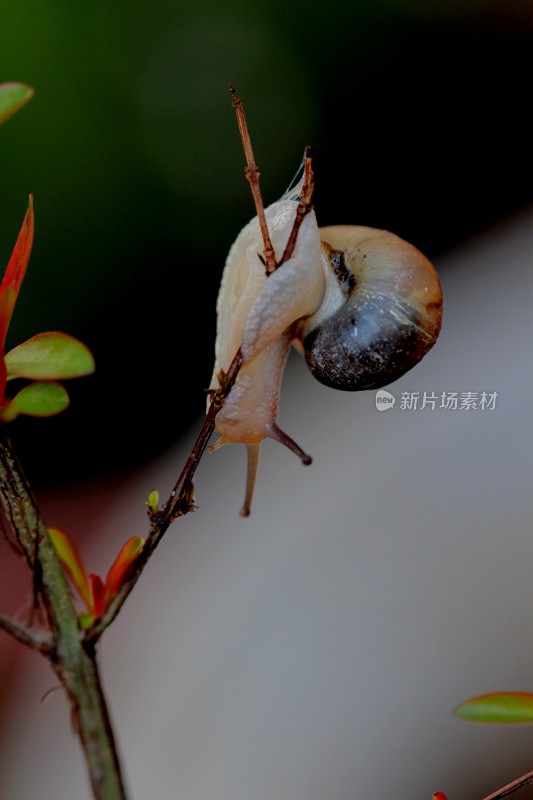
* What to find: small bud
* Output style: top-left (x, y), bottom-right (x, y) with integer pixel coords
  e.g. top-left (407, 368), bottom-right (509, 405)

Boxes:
top-left (145, 489), bottom-right (160, 514)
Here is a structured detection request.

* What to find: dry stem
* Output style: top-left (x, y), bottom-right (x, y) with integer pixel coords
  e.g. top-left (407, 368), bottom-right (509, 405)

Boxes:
top-left (481, 770), bottom-right (533, 800)
top-left (229, 85), bottom-right (277, 273)
top-left (87, 87), bottom-right (316, 643)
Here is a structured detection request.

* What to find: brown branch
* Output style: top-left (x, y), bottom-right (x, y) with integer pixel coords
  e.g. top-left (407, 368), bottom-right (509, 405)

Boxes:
top-left (481, 769), bottom-right (533, 800)
top-left (0, 610), bottom-right (53, 654)
top-left (229, 85), bottom-right (277, 274)
top-left (161, 346), bottom-right (243, 524)
top-left (85, 347), bottom-right (243, 645)
top-left (86, 88), bottom-right (316, 644)
top-left (279, 146), bottom-right (315, 265)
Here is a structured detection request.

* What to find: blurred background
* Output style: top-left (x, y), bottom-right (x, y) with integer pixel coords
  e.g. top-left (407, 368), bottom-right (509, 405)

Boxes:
top-left (0, 1), bottom-right (533, 799)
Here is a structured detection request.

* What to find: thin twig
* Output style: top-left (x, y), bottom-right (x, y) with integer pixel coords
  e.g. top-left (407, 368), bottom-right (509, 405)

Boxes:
top-left (0, 610), bottom-right (53, 654)
top-left (279, 146), bottom-right (315, 265)
top-left (229, 85), bottom-right (277, 274)
top-left (162, 346), bottom-right (243, 524)
top-left (481, 769), bottom-right (533, 800)
top-left (87, 88), bottom-right (317, 643)
top-left (85, 347), bottom-right (244, 644)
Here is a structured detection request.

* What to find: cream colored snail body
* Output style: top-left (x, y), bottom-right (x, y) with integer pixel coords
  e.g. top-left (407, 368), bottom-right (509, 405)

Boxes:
top-left (210, 179), bottom-right (442, 516)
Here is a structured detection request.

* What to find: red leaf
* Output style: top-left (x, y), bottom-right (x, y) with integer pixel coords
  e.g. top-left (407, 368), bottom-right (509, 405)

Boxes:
top-left (0, 196), bottom-right (34, 345)
top-left (103, 537), bottom-right (144, 610)
top-left (0, 196), bottom-right (34, 400)
top-left (89, 574), bottom-right (106, 617)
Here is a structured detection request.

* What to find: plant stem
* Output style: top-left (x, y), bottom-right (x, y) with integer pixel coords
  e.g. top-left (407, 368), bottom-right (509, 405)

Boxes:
top-left (85, 348), bottom-right (243, 644)
top-left (0, 429), bottom-right (127, 800)
top-left (0, 610), bottom-right (53, 653)
top-left (482, 769), bottom-right (533, 800)
top-left (58, 642), bottom-right (127, 800)
top-left (87, 99), bottom-right (317, 643)
top-left (229, 86), bottom-right (277, 273)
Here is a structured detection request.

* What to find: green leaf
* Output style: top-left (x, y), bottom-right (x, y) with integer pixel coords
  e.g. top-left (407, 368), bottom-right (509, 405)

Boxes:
top-left (9, 381), bottom-right (70, 417)
top-left (455, 692), bottom-right (533, 724)
top-left (5, 332), bottom-right (95, 380)
top-left (0, 83), bottom-right (34, 126)
top-left (145, 489), bottom-right (160, 513)
top-left (79, 612), bottom-right (97, 630)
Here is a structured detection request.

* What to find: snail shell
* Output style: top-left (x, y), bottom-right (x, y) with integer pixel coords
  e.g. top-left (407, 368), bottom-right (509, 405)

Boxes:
top-left (303, 225), bottom-right (442, 390)
top-left (210, 185), bottom-right (442, 515)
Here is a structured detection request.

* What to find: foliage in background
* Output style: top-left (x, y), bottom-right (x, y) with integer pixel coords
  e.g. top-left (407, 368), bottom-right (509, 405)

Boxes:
top-left (0, 189), bottom-right (94, 419)
top-left (0, 82), bottom-right (33, 125)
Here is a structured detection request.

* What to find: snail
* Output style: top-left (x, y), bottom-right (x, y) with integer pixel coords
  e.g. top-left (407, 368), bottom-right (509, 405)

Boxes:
top-left (209, 177), bottom-right (442, 516)
top-left (209, 92), bottom-right (442, 516)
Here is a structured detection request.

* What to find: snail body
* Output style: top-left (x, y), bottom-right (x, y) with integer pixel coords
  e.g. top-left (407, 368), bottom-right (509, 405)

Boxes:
top-left (212, 197), bottom-right (324, 445)
top-left (210, 181), bottom-right (442, 515)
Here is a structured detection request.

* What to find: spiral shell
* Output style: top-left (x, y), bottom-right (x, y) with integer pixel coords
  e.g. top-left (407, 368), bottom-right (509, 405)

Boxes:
top-left (303, 225), bottom-right (443, 390)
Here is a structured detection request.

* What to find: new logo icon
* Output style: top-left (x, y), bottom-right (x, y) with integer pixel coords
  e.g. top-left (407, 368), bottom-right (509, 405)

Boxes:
top-left (375, 389), bottom-right (396, 411)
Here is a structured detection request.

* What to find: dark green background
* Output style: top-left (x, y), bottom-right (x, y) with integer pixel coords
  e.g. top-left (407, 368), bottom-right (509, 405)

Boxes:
top-left (0, 1), bottom-right (531, 484)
